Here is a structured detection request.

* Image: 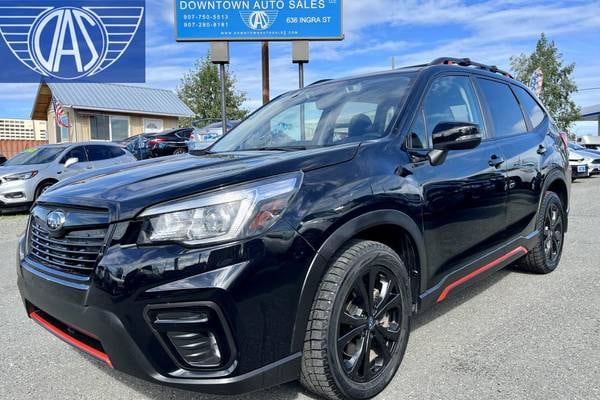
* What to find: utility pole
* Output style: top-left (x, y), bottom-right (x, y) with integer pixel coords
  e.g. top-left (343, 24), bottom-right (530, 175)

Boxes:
top-left (262, 41), bottom-right (270, 104)
top-left (391, 56), bottom-right (396, 70)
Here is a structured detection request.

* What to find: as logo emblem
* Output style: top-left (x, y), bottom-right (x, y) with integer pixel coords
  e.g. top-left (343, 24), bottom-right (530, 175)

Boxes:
top-left (0, 4), bottom-right (144, 80)
top-left (240, 10), bottom-right (278, 31)
top-left (46, 210), bottom-right (66, 231)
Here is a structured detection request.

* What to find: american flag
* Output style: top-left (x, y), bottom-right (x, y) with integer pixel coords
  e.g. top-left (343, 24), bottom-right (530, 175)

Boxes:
top-left (530, 67), bottom-right (544, 97)
top-left (52, 97), bottom-right (71, 129)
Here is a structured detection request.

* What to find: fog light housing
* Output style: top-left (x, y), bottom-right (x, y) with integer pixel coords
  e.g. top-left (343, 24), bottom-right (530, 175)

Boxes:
top-left (5, 192), bottom-right (25, 199)
top-left (144, 302), bottom-right (235, 370)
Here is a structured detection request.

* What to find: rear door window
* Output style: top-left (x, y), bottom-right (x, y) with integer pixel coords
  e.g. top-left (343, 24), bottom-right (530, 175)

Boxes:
top-left (512, 86), bottom-right (547, 129)
top-left (85, 145), bottom-right (113, 161)
top-left (477, 78), bottom-right (527, 137)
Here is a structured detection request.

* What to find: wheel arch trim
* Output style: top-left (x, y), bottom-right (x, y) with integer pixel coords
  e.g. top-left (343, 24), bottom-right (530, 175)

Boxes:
top-left (290, 209), bottom-right (426, 353)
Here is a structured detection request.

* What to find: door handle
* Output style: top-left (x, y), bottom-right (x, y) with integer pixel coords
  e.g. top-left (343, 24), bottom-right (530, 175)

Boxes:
top-left (488, 155), bottom-right (504, 168)
top-left (537, 144), bottom-right (547, 154)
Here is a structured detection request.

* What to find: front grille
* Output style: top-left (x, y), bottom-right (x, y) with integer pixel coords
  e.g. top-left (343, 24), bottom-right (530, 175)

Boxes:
top-left (28, 219), bottom-right (106, 276)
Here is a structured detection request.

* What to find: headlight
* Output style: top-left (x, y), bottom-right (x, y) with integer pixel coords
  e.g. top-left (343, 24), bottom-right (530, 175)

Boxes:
top-left (138, 172), bottom-right (302, 245)
top-left (3, 171), bottom-right (38, 181)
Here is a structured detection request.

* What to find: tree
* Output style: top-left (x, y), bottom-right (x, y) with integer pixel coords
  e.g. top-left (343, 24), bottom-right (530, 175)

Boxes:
top-left (510, 33), bottom-right (580, 131)
top-left (177, 53), bottom-right (248, 126)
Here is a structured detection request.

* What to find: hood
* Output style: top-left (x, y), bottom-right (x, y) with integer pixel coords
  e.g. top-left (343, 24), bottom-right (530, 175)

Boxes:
top-left (570, 149), bottom-right (599, 160)
top-left (39, 144), bottom-right (359, 221)
top-left (0, 164), bottom-right (46, 178)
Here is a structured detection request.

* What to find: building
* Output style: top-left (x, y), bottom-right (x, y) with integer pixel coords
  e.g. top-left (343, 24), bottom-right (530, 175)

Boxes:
top-left (31, 82), bottom-right (194, 144)
top-left (579, 104), bottom-right (600, 135)
top-left (0, 118), bottom-right (47, 140)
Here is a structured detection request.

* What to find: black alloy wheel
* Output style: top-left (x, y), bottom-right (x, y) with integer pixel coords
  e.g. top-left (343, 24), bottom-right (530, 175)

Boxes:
top-left (301, 240), bottom-right (411, 400)
top-left (337, 267), bottom-right (403, 383)
top-left (517, 191), bottom-right (565, 274)
top-left (543, 201), bottom-right (563, 265)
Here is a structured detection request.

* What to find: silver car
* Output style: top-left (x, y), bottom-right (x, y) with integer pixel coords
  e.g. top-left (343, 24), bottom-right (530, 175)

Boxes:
top-left (0, 142), bottom-right (136, 211)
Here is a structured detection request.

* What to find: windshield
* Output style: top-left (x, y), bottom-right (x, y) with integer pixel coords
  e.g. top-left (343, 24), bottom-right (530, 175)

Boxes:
top-left (4, 146), bottom-right (66, 166)
top-left (211, 74), bottom-right (415, 152)
top-left (569, 143), bottom-right (586, 150)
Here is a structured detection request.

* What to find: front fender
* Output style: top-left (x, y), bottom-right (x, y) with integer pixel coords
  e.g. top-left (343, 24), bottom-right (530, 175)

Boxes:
top-left (290, 209), bottom-right (426, 353)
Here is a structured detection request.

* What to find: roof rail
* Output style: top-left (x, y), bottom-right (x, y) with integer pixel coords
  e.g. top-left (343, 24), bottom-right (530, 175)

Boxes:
top-left (309, 79), bottom-right (333, 86)
top-left (429, 57), bottom-right (514, 79)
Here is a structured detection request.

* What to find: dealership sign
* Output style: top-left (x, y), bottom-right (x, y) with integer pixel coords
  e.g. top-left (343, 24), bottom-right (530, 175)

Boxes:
top-left (0, 0), bottom-right (145, 82)
top-left (176, 0), bottom-right (343, 41)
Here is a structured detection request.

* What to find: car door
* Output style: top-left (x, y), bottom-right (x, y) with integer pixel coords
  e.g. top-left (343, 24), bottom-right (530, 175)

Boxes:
top-left (57, 145), bottom-right (93, 179)
top-left (475, 79), bottom-right (545, 237)
top-left (405, 74), bottom-right (508, 286)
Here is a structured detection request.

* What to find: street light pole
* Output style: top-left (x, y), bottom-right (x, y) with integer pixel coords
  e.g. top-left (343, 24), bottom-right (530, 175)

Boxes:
top-left (211, 42), bottom-right (230, 135)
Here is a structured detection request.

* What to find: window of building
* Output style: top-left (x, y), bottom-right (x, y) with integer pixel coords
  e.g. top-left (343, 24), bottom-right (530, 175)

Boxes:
top-left (476, 78), bottom-right (527, 137)
top-left (143, 118), bottom-right (164, 133)
top-left (90, 115), bottom-right (129, 141)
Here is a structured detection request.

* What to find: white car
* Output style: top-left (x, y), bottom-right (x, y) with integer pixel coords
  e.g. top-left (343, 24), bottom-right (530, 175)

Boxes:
top-left (0, 142), bottom-right (136, 211)
top-left (187, 121), bottom-right (240, 151)
top-left (569, 143), bottom-right (600, 174)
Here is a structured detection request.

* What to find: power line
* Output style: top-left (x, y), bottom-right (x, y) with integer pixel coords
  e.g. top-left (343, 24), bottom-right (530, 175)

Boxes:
top-left (577, 87), bottom-right (600, 92)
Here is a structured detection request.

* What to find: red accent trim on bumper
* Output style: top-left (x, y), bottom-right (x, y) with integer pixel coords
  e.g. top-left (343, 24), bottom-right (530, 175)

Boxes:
top-left (29, 311), bottom-right (113, 368)
top-left (437, 246), bottom-right (528, 303)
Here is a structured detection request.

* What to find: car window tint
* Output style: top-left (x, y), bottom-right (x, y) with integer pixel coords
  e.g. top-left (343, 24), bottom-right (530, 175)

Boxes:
top-left (61, 146), bottom-right (88, 163)
top-left (108, 146), bottom-right (125, 158)
top-left (86, 145), bottom-right (112, 161)
top-left (513, 86), bottom-right (546, 129)
top-left (422, 76), bottom-right (484, 138)
top-left (406, 110), bottom-right (427, 149)
top-left (477, 79), bottom-right (527, 137)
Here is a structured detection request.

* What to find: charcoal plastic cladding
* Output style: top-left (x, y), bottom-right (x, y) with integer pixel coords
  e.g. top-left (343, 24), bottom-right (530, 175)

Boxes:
top-left (27, 218), bottom-right (105, 276)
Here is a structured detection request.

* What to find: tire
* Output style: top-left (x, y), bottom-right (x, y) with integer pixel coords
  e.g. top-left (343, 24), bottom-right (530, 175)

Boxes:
top-left (173, 148), bottom-right (187, 155)
top-left (300, 240), bottom-right (411, 400)
top-left (34, 181), bottom-right (55, 200)
top-left (517, 191), bottom-right (565, 274)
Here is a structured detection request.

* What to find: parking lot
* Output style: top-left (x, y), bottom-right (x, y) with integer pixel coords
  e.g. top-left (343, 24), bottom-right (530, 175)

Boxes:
top-left (0, 178), bottom-right (598, 400)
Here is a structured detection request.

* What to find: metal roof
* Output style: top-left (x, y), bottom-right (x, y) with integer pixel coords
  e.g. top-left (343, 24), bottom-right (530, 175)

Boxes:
top-left (581, 104), bottom-right (600, 120)
top-left (46, 82), bottom-right (194, 118)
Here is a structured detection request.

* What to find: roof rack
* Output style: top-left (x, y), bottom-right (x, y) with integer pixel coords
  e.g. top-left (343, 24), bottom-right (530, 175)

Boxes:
top-left (309, 79), bottom-right (333, 86)
top-left (429, 57), bottom-right (514, 79)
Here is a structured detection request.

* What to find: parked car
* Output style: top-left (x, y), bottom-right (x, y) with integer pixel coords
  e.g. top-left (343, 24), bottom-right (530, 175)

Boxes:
top-left (187, 120), bottom-right (240, 152)
top-left (17, 58), bottom-right (570, 400)
top-left (0, 142), bottom-right (135, 212)
top-left (129, 128), bottom-right (194, 159)
top-left (569, 154), bottom-right (589, 181)
top-left (568, 143), bottom-right (600, 174)
top-left (0, 153), bottom-right (6, 165)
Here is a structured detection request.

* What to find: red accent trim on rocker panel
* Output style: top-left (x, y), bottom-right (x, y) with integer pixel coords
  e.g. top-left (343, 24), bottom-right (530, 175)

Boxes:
top-left (436, 246), bottom-right (528, 303)
top-left (29, 311), bottom-right (113, 368)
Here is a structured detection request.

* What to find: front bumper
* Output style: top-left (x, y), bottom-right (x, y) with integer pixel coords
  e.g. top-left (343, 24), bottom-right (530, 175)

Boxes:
top-left (16, 220), bottom-right (315, 394)
top-left (0, 178), bottom-right (36, 206)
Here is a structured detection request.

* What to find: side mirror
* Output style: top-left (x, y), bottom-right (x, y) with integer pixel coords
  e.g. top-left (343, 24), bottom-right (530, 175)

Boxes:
top-left (432, 122), bottom-right (482, 151)
top-left (429, 122), bottom-right (482, 166)
top-left (64, 157), bottom-right (79, 168)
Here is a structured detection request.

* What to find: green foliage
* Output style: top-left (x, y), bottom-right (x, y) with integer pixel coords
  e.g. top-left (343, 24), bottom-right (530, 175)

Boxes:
top-left (510, 33), bottom-right (580, 131)
top-left (177, 53), bottom-right (248, 127)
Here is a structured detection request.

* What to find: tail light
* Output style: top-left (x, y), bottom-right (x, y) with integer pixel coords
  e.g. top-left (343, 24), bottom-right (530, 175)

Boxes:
top-left (148, 137), bottom-right (167, 146)
top-left (559, 131), bottom-right (569, 149)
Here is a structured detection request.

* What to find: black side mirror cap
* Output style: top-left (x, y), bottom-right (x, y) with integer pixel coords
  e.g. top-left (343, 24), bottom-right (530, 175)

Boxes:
top-left (432, 122), bottom-right (482, 151)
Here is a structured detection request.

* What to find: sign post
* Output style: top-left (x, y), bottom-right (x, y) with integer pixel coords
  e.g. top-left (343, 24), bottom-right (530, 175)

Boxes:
top-left (210, 42), bottom-right (230, 135)
top-left (292, 41), bottom-right (309, 89)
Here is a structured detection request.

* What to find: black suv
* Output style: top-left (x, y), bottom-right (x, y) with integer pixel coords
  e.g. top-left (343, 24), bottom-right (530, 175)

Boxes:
top-left (17, 58), bottom-right (569, 400)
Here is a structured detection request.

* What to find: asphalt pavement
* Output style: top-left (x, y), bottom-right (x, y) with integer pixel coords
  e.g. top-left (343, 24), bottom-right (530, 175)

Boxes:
top-left (1, 178), bottom-right (599, 400)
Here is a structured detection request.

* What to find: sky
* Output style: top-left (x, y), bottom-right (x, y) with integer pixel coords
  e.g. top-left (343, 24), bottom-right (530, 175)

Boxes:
top-left (0, 0), bottom-right (599, 133)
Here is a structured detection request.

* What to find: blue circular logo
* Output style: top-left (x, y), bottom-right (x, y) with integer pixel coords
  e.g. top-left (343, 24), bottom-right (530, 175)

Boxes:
top-left (29, 7), bottom-right (108, 80)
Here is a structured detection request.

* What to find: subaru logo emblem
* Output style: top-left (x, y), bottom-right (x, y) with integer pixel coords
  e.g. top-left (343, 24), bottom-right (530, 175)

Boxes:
top-left (46, 210), bottom-right (66, 231)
